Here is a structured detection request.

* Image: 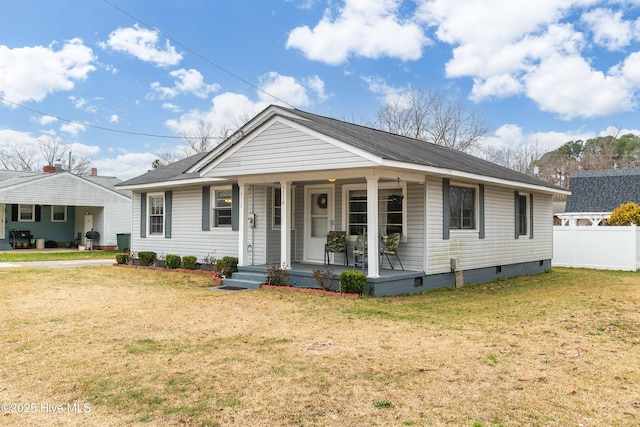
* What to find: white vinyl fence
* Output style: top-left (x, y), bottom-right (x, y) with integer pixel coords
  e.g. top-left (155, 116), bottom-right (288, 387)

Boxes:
top-left (553, 225), bottom-right (640, 271)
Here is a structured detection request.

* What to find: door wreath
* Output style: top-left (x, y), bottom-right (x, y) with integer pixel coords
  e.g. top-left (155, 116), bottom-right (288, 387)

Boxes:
top-left (316, 193), bottom-right (328, 209)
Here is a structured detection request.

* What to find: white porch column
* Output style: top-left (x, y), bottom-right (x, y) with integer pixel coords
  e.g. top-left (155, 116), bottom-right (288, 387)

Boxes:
top-left (366, 176), bottom-right (380, 278)
top-left (280, 180), bottom-right (292, 269)
top-left (237, 183), bottom-right (246, 266)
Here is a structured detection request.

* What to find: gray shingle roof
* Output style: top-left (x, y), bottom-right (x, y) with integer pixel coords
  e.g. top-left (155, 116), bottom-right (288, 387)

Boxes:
top-left (118, 106), bottom-right (563, 191)
top-left (117, 152), bottom-right (209, 186)
top-left (565, 168), bottom-right (640, 212)
top-left (285, 108), bottom-right (561, 190)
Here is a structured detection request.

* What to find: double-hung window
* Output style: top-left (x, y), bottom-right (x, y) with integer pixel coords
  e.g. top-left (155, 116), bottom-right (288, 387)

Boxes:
top-left (344, 184), bottom-right (406, 237)
top-left (18, 204), bottom-right (35, 222)
top-left (148, 194), bottom-right (165, 235)
top-left (212, 188), bottom-right (232, 227)
top-left (517, 194), bottom-right (528, 236)
top-left (449, 185), bottom-right (476, 230)
top-left (51, 205), bottom-right (67, 222)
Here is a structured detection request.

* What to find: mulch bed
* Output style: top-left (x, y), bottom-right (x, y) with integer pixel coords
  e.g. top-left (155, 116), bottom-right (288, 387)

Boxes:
top-left (113, 263), bottom-right (223, 285)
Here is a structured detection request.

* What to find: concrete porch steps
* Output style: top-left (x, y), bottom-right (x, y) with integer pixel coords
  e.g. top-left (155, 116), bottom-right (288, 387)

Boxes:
top-left (222, 270), bottom-right (265, 290)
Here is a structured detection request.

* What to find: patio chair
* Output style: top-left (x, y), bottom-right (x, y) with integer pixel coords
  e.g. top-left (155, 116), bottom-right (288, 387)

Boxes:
top-left (324, 231), bottom-right (348, 266)
top-left (380, 232), bottom-right (404, 270)
top-left (352, 232), bottom-right (367, 271)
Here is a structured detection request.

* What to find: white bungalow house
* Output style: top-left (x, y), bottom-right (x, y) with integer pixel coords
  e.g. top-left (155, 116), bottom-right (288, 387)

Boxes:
top-left (117, 105), bottom-right (568, 295)
top-left (0, 167), bottom-right (132, 250)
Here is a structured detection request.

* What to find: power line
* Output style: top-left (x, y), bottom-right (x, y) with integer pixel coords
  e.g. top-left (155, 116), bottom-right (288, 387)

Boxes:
top-left (102, 0), bottom-right (297, 109)
top-left (0, 96), bottom-right (224, 140)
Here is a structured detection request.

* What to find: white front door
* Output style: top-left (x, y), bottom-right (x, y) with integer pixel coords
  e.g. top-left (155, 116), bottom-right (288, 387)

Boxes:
top-left (0, 204), bottom-right (4, 239)
top-left (305, 186), bottom-right (333, 263)
top-left (84, 214), bottom-right (93, 243)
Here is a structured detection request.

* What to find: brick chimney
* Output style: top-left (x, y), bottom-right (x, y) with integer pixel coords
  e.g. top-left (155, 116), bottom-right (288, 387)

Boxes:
top-left (90, 167), bottom-right (98, 176)
top-left (43, 165), bottom-right (56, 173)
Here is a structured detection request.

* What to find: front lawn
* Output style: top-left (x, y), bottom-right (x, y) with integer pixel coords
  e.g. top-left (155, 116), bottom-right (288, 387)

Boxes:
top-left (0, 267), bottom-right (638, 426)
top-left (0, 250), bottom-right (118, 262)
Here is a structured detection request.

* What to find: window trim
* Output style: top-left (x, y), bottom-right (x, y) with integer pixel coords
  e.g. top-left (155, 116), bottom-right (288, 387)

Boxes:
top-left (449, 183), bottom-right (478, 232)
top-left (51, 205), bottom-right (67, 222)
top-left (516, 192), bottom-right (531, 238)
top-left (18, 204), bottom-right (35, 222)
top-left (342, 182), bottom-right (407, 241)
top-left (272, 186), bottom-right (296, 231)
top-left (211, 186), bottom-right (233, 228)
top-left (147, 192), bottom-right (165, 237)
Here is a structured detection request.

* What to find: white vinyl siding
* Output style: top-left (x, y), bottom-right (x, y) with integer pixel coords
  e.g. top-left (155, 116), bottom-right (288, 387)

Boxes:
top-left (207, 122), bottom-right (377, 177)
top-left (426, 179), bottom-right (552, 274)
top-left (131, 186), bottom-right (238, 261)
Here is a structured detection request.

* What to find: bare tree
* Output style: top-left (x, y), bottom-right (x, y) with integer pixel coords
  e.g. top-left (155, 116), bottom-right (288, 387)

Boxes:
top-left (477, 142), bottom-right (544, 175)
top-left (376, 89), bottom-right (489, 152)
top-left (0, 143), bottom-right (36, 171)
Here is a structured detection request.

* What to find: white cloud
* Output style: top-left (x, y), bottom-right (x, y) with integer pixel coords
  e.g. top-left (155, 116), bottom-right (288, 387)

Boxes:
top-left (94, 152), bottom-right (159, 180)
top-left (110, 114), bottom-right (119, 123)
top-left (150, 68), bottom-right (220, 99)
top-left (161, 103), bottom-right (182, 112)
top-left (165, 72), bottom-right (326, 136)
top-left (286, 0), bottom-right (429, 65)
top-left (101, 24), bottom-right (182, 67)
top-left (360, 75), bottom-right (409, 105)
top-left (0, 38), bottom-right (96, 104)
top-left (36, 116), bottom-right (58, 126)
top-left (415, 0), bottom-right (640, 119)
top-left (581, 8), bottom-right (635, 50)
top-left (60, 122), bottom-right (87, 136)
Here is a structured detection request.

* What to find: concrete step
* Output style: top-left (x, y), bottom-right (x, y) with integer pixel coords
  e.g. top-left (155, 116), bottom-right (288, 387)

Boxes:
top-left (221, 278), bottom-right (262, 290)
top-left (231, 271), bottom-right (266, 282)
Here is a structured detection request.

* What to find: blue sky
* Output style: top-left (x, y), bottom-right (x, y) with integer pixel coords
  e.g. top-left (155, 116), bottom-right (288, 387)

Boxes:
top-left (2, 0), bottom-right (640, 179)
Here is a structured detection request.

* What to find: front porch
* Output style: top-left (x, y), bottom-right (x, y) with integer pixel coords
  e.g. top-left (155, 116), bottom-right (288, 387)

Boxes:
top-left (224, 262), bottom-right (431, 296)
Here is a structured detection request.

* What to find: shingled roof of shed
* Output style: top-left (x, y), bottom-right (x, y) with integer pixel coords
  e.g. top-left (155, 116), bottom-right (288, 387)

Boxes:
top-left (565, 168), bottom-right (640, 212)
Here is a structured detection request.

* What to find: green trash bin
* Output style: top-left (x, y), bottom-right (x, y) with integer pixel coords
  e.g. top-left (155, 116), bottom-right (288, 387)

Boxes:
top-left (116, 233), bottom-right (131, 252)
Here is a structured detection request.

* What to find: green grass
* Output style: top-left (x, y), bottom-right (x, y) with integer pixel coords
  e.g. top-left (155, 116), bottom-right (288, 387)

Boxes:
top-left (0, 250), bottom-right (119, 262)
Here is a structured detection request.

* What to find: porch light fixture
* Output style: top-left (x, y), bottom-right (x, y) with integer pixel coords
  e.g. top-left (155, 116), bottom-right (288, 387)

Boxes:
top-left (328, 178), bottom-right (336, 182)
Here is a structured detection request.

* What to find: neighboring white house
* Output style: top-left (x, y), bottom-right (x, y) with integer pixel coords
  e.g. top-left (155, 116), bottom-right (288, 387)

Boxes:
top-left (0, 167), bottom-right (132, 250)
top-left (117, 105), bottom-right (568, 295)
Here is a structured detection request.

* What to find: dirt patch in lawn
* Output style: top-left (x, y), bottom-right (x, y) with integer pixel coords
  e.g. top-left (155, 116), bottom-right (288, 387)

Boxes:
top-left (0, 266), bottom-right (639, 426)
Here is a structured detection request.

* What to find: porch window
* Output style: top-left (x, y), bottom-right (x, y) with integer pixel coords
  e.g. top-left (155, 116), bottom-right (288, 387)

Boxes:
top-left (272, 186), bottom-right (296, 230)
top-left (212, 187), bottom-right (232, 227)
top-left (51, 205), bottom-right (67, 222)
top-left (449, 185), bottom-right (476, 230)
top-left (148, 194), bottom-right (164, 235)
top-left (345, 185), bottom-right (405, 237)
top-left (18, 204), bottom-right (35, 222)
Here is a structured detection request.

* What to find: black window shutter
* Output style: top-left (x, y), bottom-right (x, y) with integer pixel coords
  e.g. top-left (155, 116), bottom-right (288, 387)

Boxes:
top-left (442, 179), bottom-right (450, 240)
top-left (514, 191), bottom-right (520, 240)
top-left (529, 193), bottom-right (534, 239)
top-left (202, 186), bottom-right (210, 231)
top-left (478, 184), bottom-right (485, 239)
top-left (140, 193), bottom-right (147, 238)
top-left (164, 191), bottom-right (172, 239)
top-left (11, 204), bottom-right (18, 221)
top-left (35, 205), bottom-right (41, 222)
top-left (231, 184), bottom-right (240, 231)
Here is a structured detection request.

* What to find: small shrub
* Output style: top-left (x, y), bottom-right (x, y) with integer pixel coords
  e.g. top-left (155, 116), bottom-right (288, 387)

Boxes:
top-left (115, 252), bottom-right (129, 264)
top-left (216, 256), bottom-right (239, 278)
top-left (608, 201), bottom-right (640, 225)
top-left (182, 255), bottom-right (197, 270)
top-left (202, 252), bottom-right (216, 271)
top-left (165, 254), bottom-right (181, 269)
top-left (266, 264), bottom-right (289, 286)
top-left (339, 270), bottom-right (368, 294)
top-left (313, 267), bottom-right (336, 291)
top-left (137, 251), bottom-right (156, 266)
